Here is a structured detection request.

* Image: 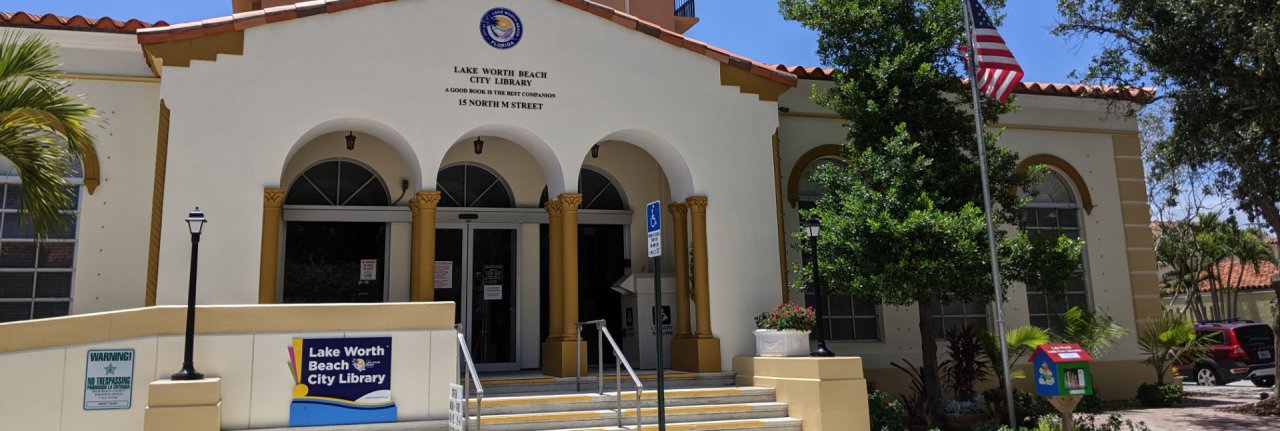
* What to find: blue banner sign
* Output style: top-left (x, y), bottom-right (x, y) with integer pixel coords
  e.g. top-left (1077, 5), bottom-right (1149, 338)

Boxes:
top-left (288, 337), bottom-right (395, 426)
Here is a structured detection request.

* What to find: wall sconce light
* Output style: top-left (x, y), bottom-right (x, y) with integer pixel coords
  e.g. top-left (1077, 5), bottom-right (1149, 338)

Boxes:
top-left (345, 132), bottom-right (357, 151)
top-left (474, 137), bottom-right (485, 155)
top-left (591, 144), bottom-right (600, 159)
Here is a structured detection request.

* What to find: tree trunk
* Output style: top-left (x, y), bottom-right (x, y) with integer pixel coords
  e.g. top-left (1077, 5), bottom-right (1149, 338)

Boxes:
top-left (1258, 204), bottom-right (1280, 399)
top-left (1273, 281), bottom-right (1279, 399)
top-left (917, 297), bottom-right (943, 404)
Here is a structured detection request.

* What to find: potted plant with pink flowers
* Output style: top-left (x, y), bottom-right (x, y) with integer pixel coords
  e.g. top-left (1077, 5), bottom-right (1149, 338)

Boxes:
top-left (753, 302), bottom-right (817, 357)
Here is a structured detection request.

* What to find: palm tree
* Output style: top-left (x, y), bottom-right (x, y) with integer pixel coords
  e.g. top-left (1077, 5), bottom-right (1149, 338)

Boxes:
top-left (0, 31), bottom-right (96, 237)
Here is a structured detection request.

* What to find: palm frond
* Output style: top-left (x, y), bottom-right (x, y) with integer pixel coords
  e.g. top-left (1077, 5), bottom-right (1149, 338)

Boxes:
top-left (0, 31), bottom-right (60, 82)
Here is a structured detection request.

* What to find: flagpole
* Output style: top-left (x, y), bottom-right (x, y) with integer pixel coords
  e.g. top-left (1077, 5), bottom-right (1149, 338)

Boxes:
top-left (962, 0), bottom-right (1017, 426)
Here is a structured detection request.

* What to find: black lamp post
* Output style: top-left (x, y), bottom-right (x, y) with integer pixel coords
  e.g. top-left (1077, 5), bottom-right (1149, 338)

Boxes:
top-left (172, 207), bottom-right (208, 381)
top-left (805, 216), bottom-right (834, 357)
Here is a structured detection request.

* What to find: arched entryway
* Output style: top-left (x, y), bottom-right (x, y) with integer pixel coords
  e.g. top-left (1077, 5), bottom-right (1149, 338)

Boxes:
top-left (271, 129), bottom-right (415, 305)
top-left (280, 158), bottom-right (397, 303)
top-left (539, 167), bottom-right (630, 367)
top-left (434, 161), bottom-right (522, 371)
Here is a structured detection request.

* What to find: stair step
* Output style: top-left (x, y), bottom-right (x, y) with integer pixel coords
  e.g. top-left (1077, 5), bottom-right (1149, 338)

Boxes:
top-left (470, 402), bottom-right (789, 431)
top-left (548, 416), bottom-right (804, 430)
top-left (481, 372), bottom-right (736, 395)
top-left (470, 386), bottom-right (775, 415)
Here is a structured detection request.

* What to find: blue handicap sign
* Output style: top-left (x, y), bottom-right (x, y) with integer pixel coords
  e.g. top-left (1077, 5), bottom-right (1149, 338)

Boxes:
top-left (646, 201), bottom-right (661, 233)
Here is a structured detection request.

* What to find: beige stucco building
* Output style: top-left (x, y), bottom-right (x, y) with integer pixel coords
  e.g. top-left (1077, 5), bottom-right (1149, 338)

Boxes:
top-left (1, 0), bottom-right (1161, 408)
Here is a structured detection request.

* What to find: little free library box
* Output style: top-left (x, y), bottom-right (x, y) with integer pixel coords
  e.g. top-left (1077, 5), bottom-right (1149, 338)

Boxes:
top-left (1030, 343), bottom-right (1094, 397)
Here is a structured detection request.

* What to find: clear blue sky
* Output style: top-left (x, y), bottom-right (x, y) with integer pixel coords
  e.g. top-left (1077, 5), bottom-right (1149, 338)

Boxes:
top-left (0, 0), bottom-right (1099, 83)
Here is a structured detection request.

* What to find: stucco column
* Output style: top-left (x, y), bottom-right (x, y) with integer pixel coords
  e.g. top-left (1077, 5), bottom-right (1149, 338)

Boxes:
top-left (688, 196), bottom-right (713, 337)
top-left (258, 188), bottom-right (284, 304)
top-left (545, 200), bottom-right (564, 339)
top-left (671, 196), bottom-right (721, 372)
top-left (668, 202), bottom-right (692, 338)
top-left (409, 191), bottom-right (441, 302)
top-left (559, 193), bottom-right (583, 338)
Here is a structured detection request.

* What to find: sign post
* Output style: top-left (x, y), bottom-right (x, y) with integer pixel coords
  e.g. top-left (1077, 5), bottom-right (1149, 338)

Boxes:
top-left (646, 200), bottom-right (667, 430)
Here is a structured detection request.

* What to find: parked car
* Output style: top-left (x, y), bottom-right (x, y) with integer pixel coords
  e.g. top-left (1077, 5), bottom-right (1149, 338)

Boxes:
top-left (1175, 320), bottom-right (1275, 387)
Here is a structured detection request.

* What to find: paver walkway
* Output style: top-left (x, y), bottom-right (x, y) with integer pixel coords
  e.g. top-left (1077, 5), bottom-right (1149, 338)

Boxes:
top-left (1109, 382), bottom-right (1274, 431)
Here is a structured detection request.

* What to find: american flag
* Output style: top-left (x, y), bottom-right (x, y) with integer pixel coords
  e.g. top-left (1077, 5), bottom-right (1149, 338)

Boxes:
top-left (963, 0), bottom-right (1023, 104)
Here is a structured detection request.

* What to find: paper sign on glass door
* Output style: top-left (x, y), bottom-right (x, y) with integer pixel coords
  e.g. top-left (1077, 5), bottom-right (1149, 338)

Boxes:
top-left (483, 285), bottom-right (503, 300)
top-left (434, 261), bottom-right (453, 289)
top-left (359, 259), bottom-right (377, 281)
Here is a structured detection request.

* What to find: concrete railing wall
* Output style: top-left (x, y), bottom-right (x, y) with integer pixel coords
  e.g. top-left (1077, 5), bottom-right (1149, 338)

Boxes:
top-left (0, 303), bottom-right (457, 430)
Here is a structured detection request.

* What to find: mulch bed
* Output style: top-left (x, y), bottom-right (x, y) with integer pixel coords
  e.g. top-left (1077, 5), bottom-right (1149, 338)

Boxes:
top-left (1222, 396), bottom-right (1280, 417)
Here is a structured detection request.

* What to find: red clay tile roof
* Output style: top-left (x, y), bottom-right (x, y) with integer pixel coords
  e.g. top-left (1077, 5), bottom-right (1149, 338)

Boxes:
top-left (0, 12), bottom-right (166, 33)
top-left (133, 0), bottom-right (796, 87)
top-left (774, 64), bottom-right (1155, 103)
top-left (1200, 259), bottom-right (1277, 292)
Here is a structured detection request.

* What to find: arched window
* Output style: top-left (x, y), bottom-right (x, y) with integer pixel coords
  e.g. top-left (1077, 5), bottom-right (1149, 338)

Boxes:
top-left (286, 159), bottom-right (390, 206)
top-left (1020, 170), bottom-right (1088, 330)
top-left (539, 168), bottom-right (627, 210)
top-left (437, 163), bottom-right (513, 208)
top-left (795, 157), bottom-right (879, 342)
top-left (796, 156), bottom-right (842, 209)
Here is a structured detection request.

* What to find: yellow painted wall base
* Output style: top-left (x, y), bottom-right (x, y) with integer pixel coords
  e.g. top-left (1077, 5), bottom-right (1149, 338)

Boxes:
top-left (862, 359), bottom-right (1168, 401)
top-left (671, 337), bottom-right (722, 372)
top-left (542, 339), bottom-right (588, 377)
top-left (734, 356), bottom-right (871, 431)
top-left (144, 378), bottom-right (222, 431)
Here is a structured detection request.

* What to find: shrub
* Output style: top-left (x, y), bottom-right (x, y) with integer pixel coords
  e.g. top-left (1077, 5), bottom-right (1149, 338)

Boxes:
top-left (1076, 413), bottom-right (1153, 431)
top-left (753, 302), bottom-right (816, 331)
top-left (942, 323), bottom-right (990, 400)
top-left (1135, 383), bottom-right (1183, 407)
top-left (868, 390), bottom-right (907, 431)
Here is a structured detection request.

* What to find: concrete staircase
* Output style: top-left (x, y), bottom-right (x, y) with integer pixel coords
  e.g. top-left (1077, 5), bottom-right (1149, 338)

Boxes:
top-left (251, 372), bottom-right (801, 431)
top-left (471, 385), bottom-right (800, 430)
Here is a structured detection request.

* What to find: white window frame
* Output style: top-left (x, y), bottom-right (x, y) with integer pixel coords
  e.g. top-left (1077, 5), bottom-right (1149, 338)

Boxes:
top-left (0, 174), bottom-right (82, 322)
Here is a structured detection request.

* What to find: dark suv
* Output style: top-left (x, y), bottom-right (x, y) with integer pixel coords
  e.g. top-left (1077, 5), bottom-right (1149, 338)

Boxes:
top-left (1177, 320), bottom-right (1275, 387)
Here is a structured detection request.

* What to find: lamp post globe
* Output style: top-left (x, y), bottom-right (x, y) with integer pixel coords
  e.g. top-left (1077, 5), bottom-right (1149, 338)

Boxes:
top-left (805, 216), bottom-right (834, 357)
top-left (172, 207), bottom-right (208, 381)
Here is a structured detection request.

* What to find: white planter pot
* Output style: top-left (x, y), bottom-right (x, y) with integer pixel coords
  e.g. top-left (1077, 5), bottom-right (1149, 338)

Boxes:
top-left (753, 329), bottom-right (811, 357)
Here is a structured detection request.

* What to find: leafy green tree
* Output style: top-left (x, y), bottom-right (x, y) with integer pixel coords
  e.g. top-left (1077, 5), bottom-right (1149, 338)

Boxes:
top-left (1055, 0), bottom-right (1280, 396)
top-left (1156, 213), bottom-right (1275, 321)
top-left (779, 0), bottom-right (1083, 404)
top-left (0, 31), bottom-right (96, 237)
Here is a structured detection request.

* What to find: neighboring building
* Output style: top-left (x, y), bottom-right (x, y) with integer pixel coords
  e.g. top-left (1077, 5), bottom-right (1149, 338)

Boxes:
top-left (1163, 258), bottom-right (1279, 324)
top-left (1, 0), bottom-right (1161, 398)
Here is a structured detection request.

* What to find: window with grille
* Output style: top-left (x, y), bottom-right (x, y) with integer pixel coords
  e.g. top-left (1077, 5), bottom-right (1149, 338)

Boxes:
top-left (539, 168), bottom-right (627, 210)
top-left (932, 299), bottom-right (989, 339)
top-left (1019, 171), bottom-right (1089, 331)
top-left (437, 163), bottom-right (513, 208)
top-left (0, 182), bottom-right (79, 323)
top-left (796, 156), bottom-right (880, 341)
top-left (286, 159), bottom-right (390, 206)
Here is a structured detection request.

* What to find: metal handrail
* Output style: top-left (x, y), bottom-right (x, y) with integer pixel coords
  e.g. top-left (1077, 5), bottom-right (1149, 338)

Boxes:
top-left (457, 330), bottom-right (484, 431)
top-left (577, 320), bottom-right (643, 429)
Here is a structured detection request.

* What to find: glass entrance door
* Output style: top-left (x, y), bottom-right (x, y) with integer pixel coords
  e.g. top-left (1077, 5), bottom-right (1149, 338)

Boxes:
top-left (436, 224), bottom-right (519, 371)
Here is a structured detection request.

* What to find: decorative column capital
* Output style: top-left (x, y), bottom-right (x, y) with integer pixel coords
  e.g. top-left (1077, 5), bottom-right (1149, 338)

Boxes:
top-left (409, 191), bottom-right (441, 215)
top-left (558, 193), bottom-right (583, 211)
top-left (264, 188), bottom-right (285, 208)
top-left (686, 196), bottom-right (708, 214)
top-left (544, 199), bottom-right (563, 216)
top-left (668, 202), bottom-right (689, 219)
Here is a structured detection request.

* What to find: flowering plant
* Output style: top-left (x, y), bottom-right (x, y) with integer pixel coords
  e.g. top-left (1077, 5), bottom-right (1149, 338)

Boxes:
top-left (753, 302), bottom-right (817, 331)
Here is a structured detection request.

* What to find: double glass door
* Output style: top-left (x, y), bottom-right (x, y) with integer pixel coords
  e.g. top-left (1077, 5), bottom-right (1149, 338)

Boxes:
top-left (436, 224), bottom-right (519, 371)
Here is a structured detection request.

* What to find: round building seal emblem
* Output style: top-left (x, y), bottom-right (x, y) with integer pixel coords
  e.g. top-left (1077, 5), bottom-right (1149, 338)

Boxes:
top-left (480, 7), bottom-right (523, 49)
